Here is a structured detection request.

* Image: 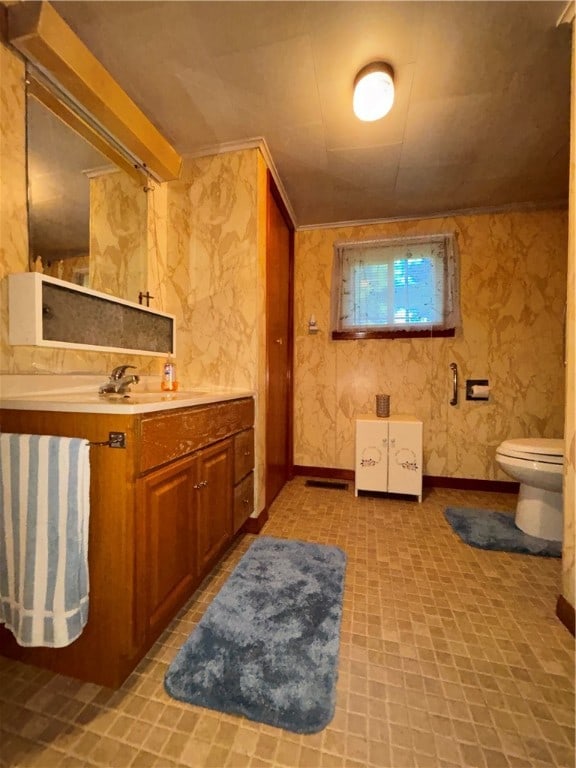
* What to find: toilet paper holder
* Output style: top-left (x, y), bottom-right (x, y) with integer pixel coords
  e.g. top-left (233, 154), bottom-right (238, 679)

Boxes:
top-left (466, 379), bottom-right (490, 401)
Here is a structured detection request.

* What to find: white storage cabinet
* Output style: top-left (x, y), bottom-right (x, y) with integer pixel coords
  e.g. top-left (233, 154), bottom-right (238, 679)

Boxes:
top-left (355, 415), bottom-right (422, 501)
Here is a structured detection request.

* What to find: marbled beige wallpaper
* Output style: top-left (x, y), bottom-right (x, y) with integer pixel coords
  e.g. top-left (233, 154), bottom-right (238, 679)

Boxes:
top-left (165, 150), bottom-right (261, 389)
top-left (562, 20), bottom-right (575, 610)
top-left (294, 210), bottom-right (568, 483)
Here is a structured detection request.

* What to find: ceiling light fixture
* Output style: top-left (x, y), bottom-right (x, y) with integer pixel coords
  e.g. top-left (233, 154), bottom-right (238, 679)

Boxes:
top-left (353, 62), bottom-right (395, 122)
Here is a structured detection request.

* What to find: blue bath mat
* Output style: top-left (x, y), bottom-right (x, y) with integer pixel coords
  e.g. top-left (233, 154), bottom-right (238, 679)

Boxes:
top-left (164, 536), bottom-right (347, 733)
top-left (444, 508), bottom-right (561, 557)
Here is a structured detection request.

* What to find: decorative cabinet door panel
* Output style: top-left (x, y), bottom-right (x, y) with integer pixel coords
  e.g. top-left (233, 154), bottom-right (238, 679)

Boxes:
top-left (387, 421), bottom-right (422, 496)
top-left (138, 454), bottom-right (197, 641)
top-left (355, 419), bottom-right (389, 492)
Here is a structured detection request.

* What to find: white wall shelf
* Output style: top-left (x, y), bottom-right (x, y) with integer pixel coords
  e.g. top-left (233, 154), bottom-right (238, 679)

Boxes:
top-left (8, 272), bottom-right (175, 357)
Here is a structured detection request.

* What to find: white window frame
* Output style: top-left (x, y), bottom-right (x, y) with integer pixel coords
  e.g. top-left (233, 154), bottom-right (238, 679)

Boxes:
top-left (330, 233), bottom-right (461, 339)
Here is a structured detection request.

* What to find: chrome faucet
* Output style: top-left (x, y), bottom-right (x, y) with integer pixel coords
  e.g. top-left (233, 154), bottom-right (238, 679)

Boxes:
top-left (99, 365), bottom-right (140, 396)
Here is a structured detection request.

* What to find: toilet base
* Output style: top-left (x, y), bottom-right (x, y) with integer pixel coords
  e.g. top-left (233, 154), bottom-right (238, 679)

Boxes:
top-left (515, 483), bottom-right (563, 542)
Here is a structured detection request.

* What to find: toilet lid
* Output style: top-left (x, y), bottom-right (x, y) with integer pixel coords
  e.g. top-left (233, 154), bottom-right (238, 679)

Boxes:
top-left (497, 438), bottom-right (564, 463)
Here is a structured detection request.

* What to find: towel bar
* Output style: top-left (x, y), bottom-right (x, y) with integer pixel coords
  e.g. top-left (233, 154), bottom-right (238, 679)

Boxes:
top-left (87, 431), bottom-right (126, 448)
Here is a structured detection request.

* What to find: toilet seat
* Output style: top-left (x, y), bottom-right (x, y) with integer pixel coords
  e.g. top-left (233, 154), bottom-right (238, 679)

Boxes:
top-left (496, 438), bottom-right (564, 465)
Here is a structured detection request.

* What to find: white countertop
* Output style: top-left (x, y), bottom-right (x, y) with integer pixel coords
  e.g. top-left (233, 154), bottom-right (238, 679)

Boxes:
top-left (0, 375), bottom-right (254, 414)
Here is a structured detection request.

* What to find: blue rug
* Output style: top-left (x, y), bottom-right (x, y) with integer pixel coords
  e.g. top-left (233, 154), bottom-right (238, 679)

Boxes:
top-left (444, 508), bottom-right (561, 558)
top-left (164, 536), bottom-right (347, 733)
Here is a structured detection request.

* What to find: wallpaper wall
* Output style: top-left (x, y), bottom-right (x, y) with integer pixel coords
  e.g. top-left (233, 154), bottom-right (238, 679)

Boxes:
top-left (294, 210), bottom-right (568, 482)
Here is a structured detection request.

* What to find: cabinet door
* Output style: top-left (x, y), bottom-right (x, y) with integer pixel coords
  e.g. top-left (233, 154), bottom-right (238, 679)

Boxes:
top-left (387, 421), bottom-right (422, 497)
top-left (355, 419), bottom-right (389, 493)
top-left (138, 455), bottom-right (197, 642)
top-left (195, 439), bottom-right (234, 575)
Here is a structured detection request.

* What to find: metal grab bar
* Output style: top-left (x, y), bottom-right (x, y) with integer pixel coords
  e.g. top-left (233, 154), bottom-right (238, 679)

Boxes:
top-left (449, 362), bottom-right (458, 406)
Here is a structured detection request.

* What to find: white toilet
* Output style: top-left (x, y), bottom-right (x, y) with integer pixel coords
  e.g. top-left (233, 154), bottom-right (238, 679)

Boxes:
top-left (495, 438), bottom-right (564, 542)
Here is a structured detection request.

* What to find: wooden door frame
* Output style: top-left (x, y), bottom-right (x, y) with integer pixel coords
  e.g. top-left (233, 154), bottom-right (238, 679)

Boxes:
top-left (266, 170), bottom-right (295, 494)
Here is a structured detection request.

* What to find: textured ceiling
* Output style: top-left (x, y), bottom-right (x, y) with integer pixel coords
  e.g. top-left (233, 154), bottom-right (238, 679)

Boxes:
top-left (49, 1), bottom-right (572, 227)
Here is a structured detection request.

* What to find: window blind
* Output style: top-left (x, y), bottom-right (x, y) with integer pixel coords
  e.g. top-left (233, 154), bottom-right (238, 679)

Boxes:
top-left (331, 233), bottom-right (461, 336)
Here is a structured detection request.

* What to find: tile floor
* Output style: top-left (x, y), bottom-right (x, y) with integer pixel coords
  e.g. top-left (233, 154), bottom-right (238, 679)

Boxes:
top-left (0, 480), bottom-right (574, 768)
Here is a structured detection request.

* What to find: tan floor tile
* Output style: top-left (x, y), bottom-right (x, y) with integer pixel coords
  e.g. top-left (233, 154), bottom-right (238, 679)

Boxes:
top-left (0, 482), bottom-right (573, 768)
top-left (162, 730), bottom-right (190, 762)
top-left (180, 737), bottom-right (212, 765)
top-left (254, 732), bottom-right (279, 761)
top-left (231, 726), bottom-right (260, 756)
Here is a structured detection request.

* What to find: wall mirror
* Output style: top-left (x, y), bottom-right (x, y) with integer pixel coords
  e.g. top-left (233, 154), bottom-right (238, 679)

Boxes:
top-left (26, 71), bottom-right (149, 304)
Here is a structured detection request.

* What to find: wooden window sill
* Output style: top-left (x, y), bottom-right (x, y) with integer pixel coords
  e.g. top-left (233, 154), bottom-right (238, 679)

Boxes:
top-left (331, 328), bottom-right (456, 341)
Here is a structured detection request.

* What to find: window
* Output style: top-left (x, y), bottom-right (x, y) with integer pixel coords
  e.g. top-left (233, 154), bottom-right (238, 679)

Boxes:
top-left (330, 233), bottom-right (461, 339)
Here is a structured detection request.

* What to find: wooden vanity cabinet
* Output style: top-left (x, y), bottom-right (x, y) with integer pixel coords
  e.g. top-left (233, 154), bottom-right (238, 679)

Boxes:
top-left (0, 397), bottom-right (254, 688)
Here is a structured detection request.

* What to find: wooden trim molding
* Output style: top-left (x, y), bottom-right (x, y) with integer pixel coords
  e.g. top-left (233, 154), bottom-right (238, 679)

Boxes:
top-left (7, 1), bottom-right (181, 181)
top-left (556, 594), bottom-right (575, 636)
top-left (294, 466), bottom-right (519, 493)
top-left (244, 509), bottom-right (269, 534)
top-left (293, 466), bottom-right (356, 482)
top-left (423, 475), bottom-right (519, 493)
top-left (332, 328), bottom-right (456, 341)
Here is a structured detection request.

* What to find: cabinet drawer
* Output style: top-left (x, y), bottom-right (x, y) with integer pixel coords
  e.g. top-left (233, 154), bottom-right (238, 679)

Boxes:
top-left (233, 471), bottom-right (254, 534)
top-left (234, 428), bottom-right (254, 483)
top-left (139, 398), bottom-right (254, 473)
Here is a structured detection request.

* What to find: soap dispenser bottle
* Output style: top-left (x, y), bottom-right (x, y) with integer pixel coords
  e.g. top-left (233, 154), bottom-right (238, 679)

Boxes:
top-left (161, 354), bottom-right (178, 392)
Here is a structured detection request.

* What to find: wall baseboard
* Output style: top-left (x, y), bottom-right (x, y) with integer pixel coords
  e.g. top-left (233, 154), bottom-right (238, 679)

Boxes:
top-left (244, 509), bottom-right (269, 534)
top-left (556, 594), bottom-right (575, 636)
top-left (293, 466), bottom-right (519, 493)
top-left (293, 465), bottom-right (355, 481)
top-left (423, 475), bottom-right (519, 493)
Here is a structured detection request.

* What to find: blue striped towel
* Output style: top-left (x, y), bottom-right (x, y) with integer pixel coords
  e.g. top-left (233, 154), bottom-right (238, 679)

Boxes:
top-left (0, 433), bottom-right (91, 647)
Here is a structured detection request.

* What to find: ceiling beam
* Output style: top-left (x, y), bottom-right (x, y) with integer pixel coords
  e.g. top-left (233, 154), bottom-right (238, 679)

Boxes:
top-left (7, 1), bottom-right (182, 181)
top-left (27, 74), bottom-right (146, 185)
top-left (557, 1), bottom-right (575, 25)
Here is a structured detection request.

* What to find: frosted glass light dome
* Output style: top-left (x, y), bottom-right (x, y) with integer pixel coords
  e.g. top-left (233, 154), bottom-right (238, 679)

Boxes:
top-left (353, 62), bottom-right (395, 122)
